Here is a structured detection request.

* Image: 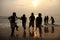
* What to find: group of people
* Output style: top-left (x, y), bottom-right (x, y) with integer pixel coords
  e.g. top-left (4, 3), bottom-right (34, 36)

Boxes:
top-left (8, 12), bottom-right (55, 37)
top-left (44, 16), bottom-right (55, 25)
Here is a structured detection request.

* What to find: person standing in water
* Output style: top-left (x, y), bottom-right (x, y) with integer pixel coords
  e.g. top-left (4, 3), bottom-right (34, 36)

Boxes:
top-left (20, 14), bottom-right (27, 30)
top-left (44, 16), bottom-right (47, 25)
top-left (44, 16), bottom-right (49, 33)
top-left (29, 13), bottom-right (35, 30)
top-left (36, 13), bottom-right (42, 37)
top-left (51, 16), bottom-right (55, 33)
top-left (8, 12), bottom-right (18, 37)
top-left (51, 16), bottom-right (55, 25)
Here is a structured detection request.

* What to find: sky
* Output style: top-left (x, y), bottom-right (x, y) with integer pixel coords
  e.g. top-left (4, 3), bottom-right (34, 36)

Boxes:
top-left (0, 0), bottom-right (60, 17)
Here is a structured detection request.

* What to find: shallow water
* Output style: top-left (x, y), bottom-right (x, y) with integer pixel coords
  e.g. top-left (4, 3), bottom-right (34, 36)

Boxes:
top-left (0, 25), bottom-right (60, 40)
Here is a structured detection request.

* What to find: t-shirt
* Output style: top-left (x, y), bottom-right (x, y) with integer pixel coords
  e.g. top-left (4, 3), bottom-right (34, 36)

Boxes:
top-left (20, 16), bottom-right (27, 23)
top-left (29, 16), bottom-right (35, 21)
top-left (8, 16), bottom-right (17, 23)
top-left (36, 17), bottom-right (42, 24)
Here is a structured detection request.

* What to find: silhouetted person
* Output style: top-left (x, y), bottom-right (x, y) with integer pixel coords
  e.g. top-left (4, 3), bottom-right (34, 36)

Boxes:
top-left (36, 13), bottom-right (42, 37)
top-left (29, 13), bottom-right (35, 30)
top-left (51, 16), bottom-right (55, 25)
top-left (8, 12), bottom-right (18, 37)
top-left (44, 16), bottom-right (47, 25)
top-left (20, 14), bottom-right (27, 30)
top-left (51, 16), bottom-right (55, 33)
top-left (44, 16), bottom-right (49, 33)
top-left (46, 16), bottom-right (49, 24)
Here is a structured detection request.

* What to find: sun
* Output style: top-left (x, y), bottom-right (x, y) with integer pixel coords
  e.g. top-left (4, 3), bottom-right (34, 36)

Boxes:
top-left (32, 0), bottom-right (38, 7)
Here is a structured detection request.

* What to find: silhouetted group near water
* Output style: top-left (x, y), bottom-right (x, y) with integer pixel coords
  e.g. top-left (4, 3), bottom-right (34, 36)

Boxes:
top-left (8, 12), bottom-right (55, 37)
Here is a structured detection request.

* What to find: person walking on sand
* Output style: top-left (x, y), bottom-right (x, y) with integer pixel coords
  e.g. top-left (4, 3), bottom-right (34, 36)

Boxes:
top-left (20, 14), bottom-right (27, 30)
top-left (8, 12), bottom-right (19, 37)
top-left (36, 13), bottom-right (42, 37)
top-left (29, 12), bottom-right (35, 30)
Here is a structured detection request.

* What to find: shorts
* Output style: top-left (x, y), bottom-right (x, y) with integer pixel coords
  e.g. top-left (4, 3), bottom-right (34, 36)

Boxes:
top-left (11, 23), bottom-right (16, 28)
top-left (36, 24), bottom-right (41, 28)
top-left (29, 21), bottom-right (34, 27)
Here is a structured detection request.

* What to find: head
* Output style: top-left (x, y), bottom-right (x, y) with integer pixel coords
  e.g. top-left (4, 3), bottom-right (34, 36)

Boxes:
top-left (13, 12), bottom-right (16, 16)
top-left (31, 12), bottom-right (34, 16)
top-left (38, 13), bottom-right (42, 17)
top-left (47, 16), bottom-right (49, 17)
top-left (45, 16), bottom-right (46, 18)
top-left (51, 16), bottom-right (53, 19)
top-left (23, 14), bottom-right (25, 17)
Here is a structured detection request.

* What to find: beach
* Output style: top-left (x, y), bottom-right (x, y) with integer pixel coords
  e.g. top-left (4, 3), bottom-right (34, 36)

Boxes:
top-left (0, 0), bottom-right (60, 40)
top-left (0, 24), bottom-right (60, 40)
top-left (0, 18), bottom-right (60, 40)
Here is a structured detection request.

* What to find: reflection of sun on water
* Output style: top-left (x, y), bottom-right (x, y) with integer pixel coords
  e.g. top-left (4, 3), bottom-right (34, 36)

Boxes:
top-left (34, 29), bottom-right (40, 38)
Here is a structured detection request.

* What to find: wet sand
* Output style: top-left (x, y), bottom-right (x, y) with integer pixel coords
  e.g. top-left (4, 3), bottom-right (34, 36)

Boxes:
top-left (0, 25), bottom-right (60, 40)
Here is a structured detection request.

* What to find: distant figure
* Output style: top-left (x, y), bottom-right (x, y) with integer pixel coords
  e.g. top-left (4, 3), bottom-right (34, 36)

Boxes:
top-left (51, 16), bottom-right (55, 25)
top-left (46, 16), bottom-right (49, 24)
top-left (36, 13), bottom-right (42, 37)
top-left (44, 16), bottom-right (47, 25)
top-left (51, 16), bottom-right (55, 33)
top-left (44, 16), bottom-right (49, 33)
top-left (8, 12), bottom-right (18, 37)
top-left (29, 13), bottom-right (35, 30)
top-left (20, 14), bottom-right (27, 30)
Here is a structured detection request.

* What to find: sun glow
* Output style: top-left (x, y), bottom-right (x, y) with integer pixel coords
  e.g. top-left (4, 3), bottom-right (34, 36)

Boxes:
top-left (32, 0), bottom-right (39, 7)
top-left (35, 15), bottom-right (38, 18)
